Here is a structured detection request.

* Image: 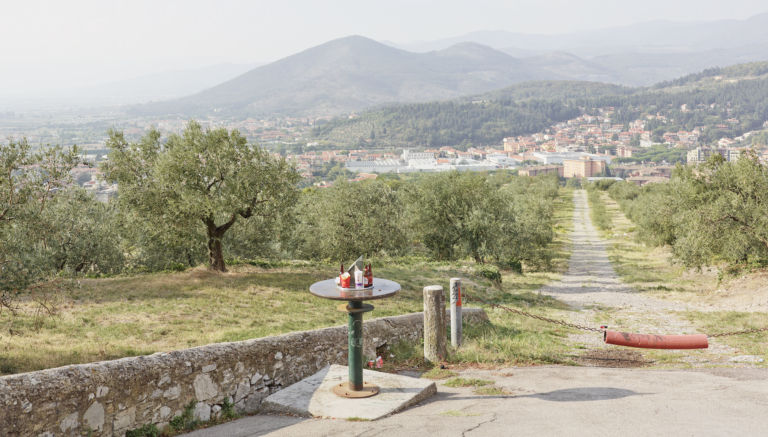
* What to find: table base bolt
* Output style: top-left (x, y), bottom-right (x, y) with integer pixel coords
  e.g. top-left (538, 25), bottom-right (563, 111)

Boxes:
top-left (331, 381), bottom-right (380, 398)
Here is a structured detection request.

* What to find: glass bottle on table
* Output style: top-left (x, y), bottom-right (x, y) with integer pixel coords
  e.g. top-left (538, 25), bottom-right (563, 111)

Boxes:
top-left (367, 263), bottom-right (373, 287)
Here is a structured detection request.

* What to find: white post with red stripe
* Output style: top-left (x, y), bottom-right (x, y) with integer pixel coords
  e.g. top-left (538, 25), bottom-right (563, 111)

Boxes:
top-left (450, 278), bottom-right (462, 347)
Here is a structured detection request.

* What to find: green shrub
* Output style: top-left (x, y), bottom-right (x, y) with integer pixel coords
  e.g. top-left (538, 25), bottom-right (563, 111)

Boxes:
top-left (166, 262), bottom-right (188, 272)
top-left (565, 178), bottom-right (582, 189)
top-left (126, 424), bottom-right (159, 437)
top-left (475, 265), bottom-right (502, 284)
top-left (587, 190), bottom-right (612, 231)
top-left (220, 397), bottom-right (238, 420)
top-left (592, 179), bottom-right (617, 191)
top-left (169, 399), bottom-right (197, 430)
top-left (497, 259), bottom-right (523, 274)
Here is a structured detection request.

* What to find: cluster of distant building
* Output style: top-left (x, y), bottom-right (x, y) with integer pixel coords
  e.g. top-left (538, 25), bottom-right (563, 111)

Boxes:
top-left (308, 147), bottom-right (614, 185)
top-left (294, 108), bottom-right (767, 188)
top-left (57, 106), bottom-right (768, 195)
top-left (70, 160), bottom-right (117, 203)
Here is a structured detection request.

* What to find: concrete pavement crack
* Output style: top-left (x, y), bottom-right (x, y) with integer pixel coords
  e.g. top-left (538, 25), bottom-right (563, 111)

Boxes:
top-left (462, 412), bottom-right (498, 437)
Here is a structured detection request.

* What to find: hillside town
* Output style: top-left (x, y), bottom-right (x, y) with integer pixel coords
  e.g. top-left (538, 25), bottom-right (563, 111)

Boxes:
top-left (280, 108), bottom-right (768, 188)
top-left (6, 103), bottom-right (768, 200)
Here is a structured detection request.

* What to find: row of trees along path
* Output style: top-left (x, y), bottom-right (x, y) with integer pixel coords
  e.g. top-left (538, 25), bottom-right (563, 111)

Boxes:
top-left (538, 190), bottom-right (758, 367)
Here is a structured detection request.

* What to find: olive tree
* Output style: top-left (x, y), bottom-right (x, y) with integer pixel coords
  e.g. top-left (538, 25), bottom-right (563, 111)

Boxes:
top-left (287, 178), bottom-right (409, 260)
top-left (406, 171), bottom-right (556, 266)
top-left (672, 152), bottom-right (768, 267)
top-left (101, 121), bottom-right (300, 272)
top-left (612, 153), bottom-right (768, 268)
top-left (20, 188), bottom-right (125, 275)
top-left (1, 138), bottom-right (81, 312)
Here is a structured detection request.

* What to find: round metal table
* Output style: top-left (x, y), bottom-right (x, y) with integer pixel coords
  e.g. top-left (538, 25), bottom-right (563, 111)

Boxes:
top-left (310, 278), bottom-right (400, 398)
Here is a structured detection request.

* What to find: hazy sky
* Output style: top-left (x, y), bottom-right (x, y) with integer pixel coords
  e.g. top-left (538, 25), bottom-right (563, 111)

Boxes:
top-left (2, 0), bottom-right (768, 96)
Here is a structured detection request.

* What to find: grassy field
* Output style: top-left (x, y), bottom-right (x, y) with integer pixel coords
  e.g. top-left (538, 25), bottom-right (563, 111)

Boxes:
top-left (0, 190), bottom-right (577, 376)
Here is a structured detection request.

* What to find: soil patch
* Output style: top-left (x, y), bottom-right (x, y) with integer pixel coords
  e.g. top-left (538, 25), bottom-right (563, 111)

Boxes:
top-left (574, 348), bottom-right (649, 368)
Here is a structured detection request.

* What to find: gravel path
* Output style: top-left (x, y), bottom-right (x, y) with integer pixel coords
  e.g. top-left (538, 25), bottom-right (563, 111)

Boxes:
top-left (540, 190), bottom-right (755, 367)
top-left (540, 190), bottom-right (684, 312)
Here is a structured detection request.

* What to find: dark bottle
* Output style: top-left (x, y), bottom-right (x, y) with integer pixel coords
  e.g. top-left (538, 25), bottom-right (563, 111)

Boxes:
top-left (367, 263), bottom-right (373, 287)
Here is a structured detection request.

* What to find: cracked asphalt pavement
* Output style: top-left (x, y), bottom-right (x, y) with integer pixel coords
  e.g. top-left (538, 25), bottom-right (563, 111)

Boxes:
top-left (188, 366), bottom-right (768, 436)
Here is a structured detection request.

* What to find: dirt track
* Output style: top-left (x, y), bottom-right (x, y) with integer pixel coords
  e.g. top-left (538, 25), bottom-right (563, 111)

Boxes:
top-left (541, 190), bottom-right (760, 367)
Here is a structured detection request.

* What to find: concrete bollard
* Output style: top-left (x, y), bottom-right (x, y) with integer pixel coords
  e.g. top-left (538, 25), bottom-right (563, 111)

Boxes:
top-left (450, 278), bottom-right (462, 348)
top-left (423, 285), bottom-right (447, 363)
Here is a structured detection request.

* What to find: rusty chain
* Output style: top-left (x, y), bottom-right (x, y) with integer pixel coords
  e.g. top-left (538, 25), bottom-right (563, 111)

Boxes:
top-left (706, 326), bottom-right (768, 338)
top-left (463, 292), bottom-right (768, 339)
top-left (462, 292), bottom-right (605, 333)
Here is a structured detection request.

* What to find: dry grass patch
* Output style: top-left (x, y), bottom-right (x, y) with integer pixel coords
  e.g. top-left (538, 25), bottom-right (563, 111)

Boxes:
top-left (682, 311), bottom-right (768, 363)
top-left (443, 378), bottom-right (493, 387)
top-left (0, 189), bottom-right (578, 375)
top-left (473, 386), bottom-right (511, 396)
top-left (421, 367), bottom-right (458, 380)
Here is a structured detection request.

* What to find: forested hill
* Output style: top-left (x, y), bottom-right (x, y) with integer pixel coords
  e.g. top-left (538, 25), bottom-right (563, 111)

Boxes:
top-left (473, 80), bottom-right (637, 102)
top-left (314, 71), bottom-right (768, 148)
top-left (312, 99), bottom-right (580, 148)
top-left (312, 80), bottom-right (642, 148)
top-left (582, 77), bottom-right (768, 140)
top-left (651, 60), bottom-right (768, 90)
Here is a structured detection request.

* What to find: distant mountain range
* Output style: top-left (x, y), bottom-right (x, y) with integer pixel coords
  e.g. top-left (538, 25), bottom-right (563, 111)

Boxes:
top-left (129, 13), bottom-right (768, 118)
top-left (382, 13), bottom-right (768, 53)
top-left (129, 36), bottom-right (562, 117)
top-left (515, 45), bottom-right (768, 86)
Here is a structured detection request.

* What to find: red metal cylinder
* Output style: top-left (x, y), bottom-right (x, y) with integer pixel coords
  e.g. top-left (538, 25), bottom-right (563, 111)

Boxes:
top-left (604, 330), bottom-right (709, 350)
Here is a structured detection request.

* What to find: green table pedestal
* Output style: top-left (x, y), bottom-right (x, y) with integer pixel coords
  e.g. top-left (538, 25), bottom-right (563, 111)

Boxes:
top-left (331, 301), bottom-right (379, 398)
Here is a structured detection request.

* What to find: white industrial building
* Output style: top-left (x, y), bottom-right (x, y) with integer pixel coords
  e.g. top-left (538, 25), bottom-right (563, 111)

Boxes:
top-left (345, 159), bottom-right (402, 173)
top-left (454, 161), bottom-right (498, 171)
top-left (402, 149), bottom-right (436, 161)
top-left (487, 154), bottom-right (519, 167)
top-left (346, 156), bottom-right (502, 174)
top-left (533, 152), bottom-right (612, 165)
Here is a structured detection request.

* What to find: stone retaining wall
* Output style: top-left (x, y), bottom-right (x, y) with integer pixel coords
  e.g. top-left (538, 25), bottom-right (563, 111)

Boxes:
top-left (0, 309), bottom-right (487, 437)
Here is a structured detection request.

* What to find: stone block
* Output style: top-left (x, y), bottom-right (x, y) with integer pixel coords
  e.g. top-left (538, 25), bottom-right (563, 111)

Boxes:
top-left (163, 385), bottom-right (181, 400)
top-left (59, 412), bottom-right (79, 433)
top-left (83, 402), bottom-right (105, 431)
top-left (113, 407), bottom-right (136, 431)
top-left (262, 365), bottom-right (436, 420)
top-left (193, 374), bottom-right (218, 401)
top-left (234, 381), bottom-right (250, 403)
top-left (193, 402), bottom-right (211, 422)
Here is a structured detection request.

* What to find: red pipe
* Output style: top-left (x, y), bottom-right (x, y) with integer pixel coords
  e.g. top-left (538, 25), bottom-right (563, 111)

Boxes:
top-left (604, 330), bottom-right (709, 350)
